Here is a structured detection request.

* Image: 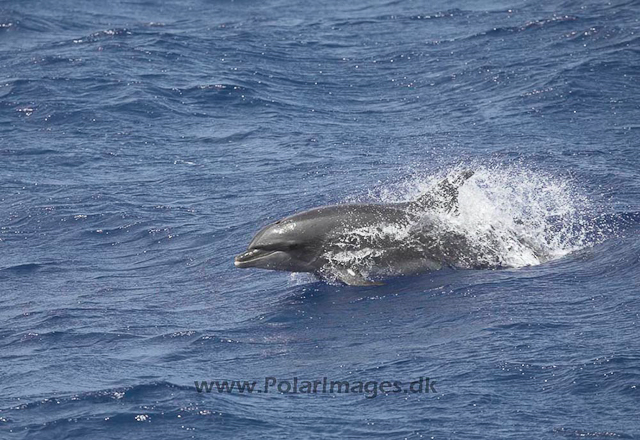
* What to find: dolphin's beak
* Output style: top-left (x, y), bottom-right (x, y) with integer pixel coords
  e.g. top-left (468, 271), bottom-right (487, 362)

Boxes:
top-left (234, 248), bottom-right (277, 268)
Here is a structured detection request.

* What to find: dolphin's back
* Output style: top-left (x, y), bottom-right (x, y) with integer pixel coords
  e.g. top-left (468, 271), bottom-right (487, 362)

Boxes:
top-left (285, 203), bottom-right (411, 229)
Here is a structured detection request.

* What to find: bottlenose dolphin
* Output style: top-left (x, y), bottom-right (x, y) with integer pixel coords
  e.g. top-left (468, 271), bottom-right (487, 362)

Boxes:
top-left (235, 170), bottom-right (477, 286)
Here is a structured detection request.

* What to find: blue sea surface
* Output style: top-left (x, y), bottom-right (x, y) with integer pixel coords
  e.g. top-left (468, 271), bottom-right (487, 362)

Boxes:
top-left (1, 0), bottom-right (639, 438)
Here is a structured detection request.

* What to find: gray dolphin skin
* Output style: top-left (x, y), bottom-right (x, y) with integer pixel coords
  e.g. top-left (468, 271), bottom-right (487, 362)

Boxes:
top-left (235, 170), bottom-right (475, 286)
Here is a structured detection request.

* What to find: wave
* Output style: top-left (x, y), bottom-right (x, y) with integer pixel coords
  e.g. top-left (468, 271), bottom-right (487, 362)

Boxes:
top-left (1, 380), bottom-right (279, 438)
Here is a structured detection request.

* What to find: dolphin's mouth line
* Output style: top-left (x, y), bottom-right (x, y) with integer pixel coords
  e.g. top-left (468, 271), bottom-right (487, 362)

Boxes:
top-left (234, 248), bottom-right (279, 266)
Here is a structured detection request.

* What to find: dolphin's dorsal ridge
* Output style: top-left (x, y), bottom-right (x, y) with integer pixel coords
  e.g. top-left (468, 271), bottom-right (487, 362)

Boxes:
top-left (411, 169), bottom-right (474, 215)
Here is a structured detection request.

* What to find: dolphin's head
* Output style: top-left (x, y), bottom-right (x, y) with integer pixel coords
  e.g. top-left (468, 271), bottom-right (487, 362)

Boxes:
top-left (235, 218), bottom-right (324, 272)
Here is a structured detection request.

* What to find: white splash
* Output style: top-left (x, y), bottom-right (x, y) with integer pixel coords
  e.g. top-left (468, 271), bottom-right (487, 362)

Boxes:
top-left (436, 164), bottom-right (596, 268)
top-left (322, 222), bottom-right (415, 276)
top-left (331, 163), bottom-right (602, 273)
top-left (288, 272), bottom-right (318, 285)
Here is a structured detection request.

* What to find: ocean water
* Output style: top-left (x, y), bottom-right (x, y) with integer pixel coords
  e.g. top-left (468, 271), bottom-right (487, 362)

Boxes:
top-left (1, 0), bottom-right (639, 438)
